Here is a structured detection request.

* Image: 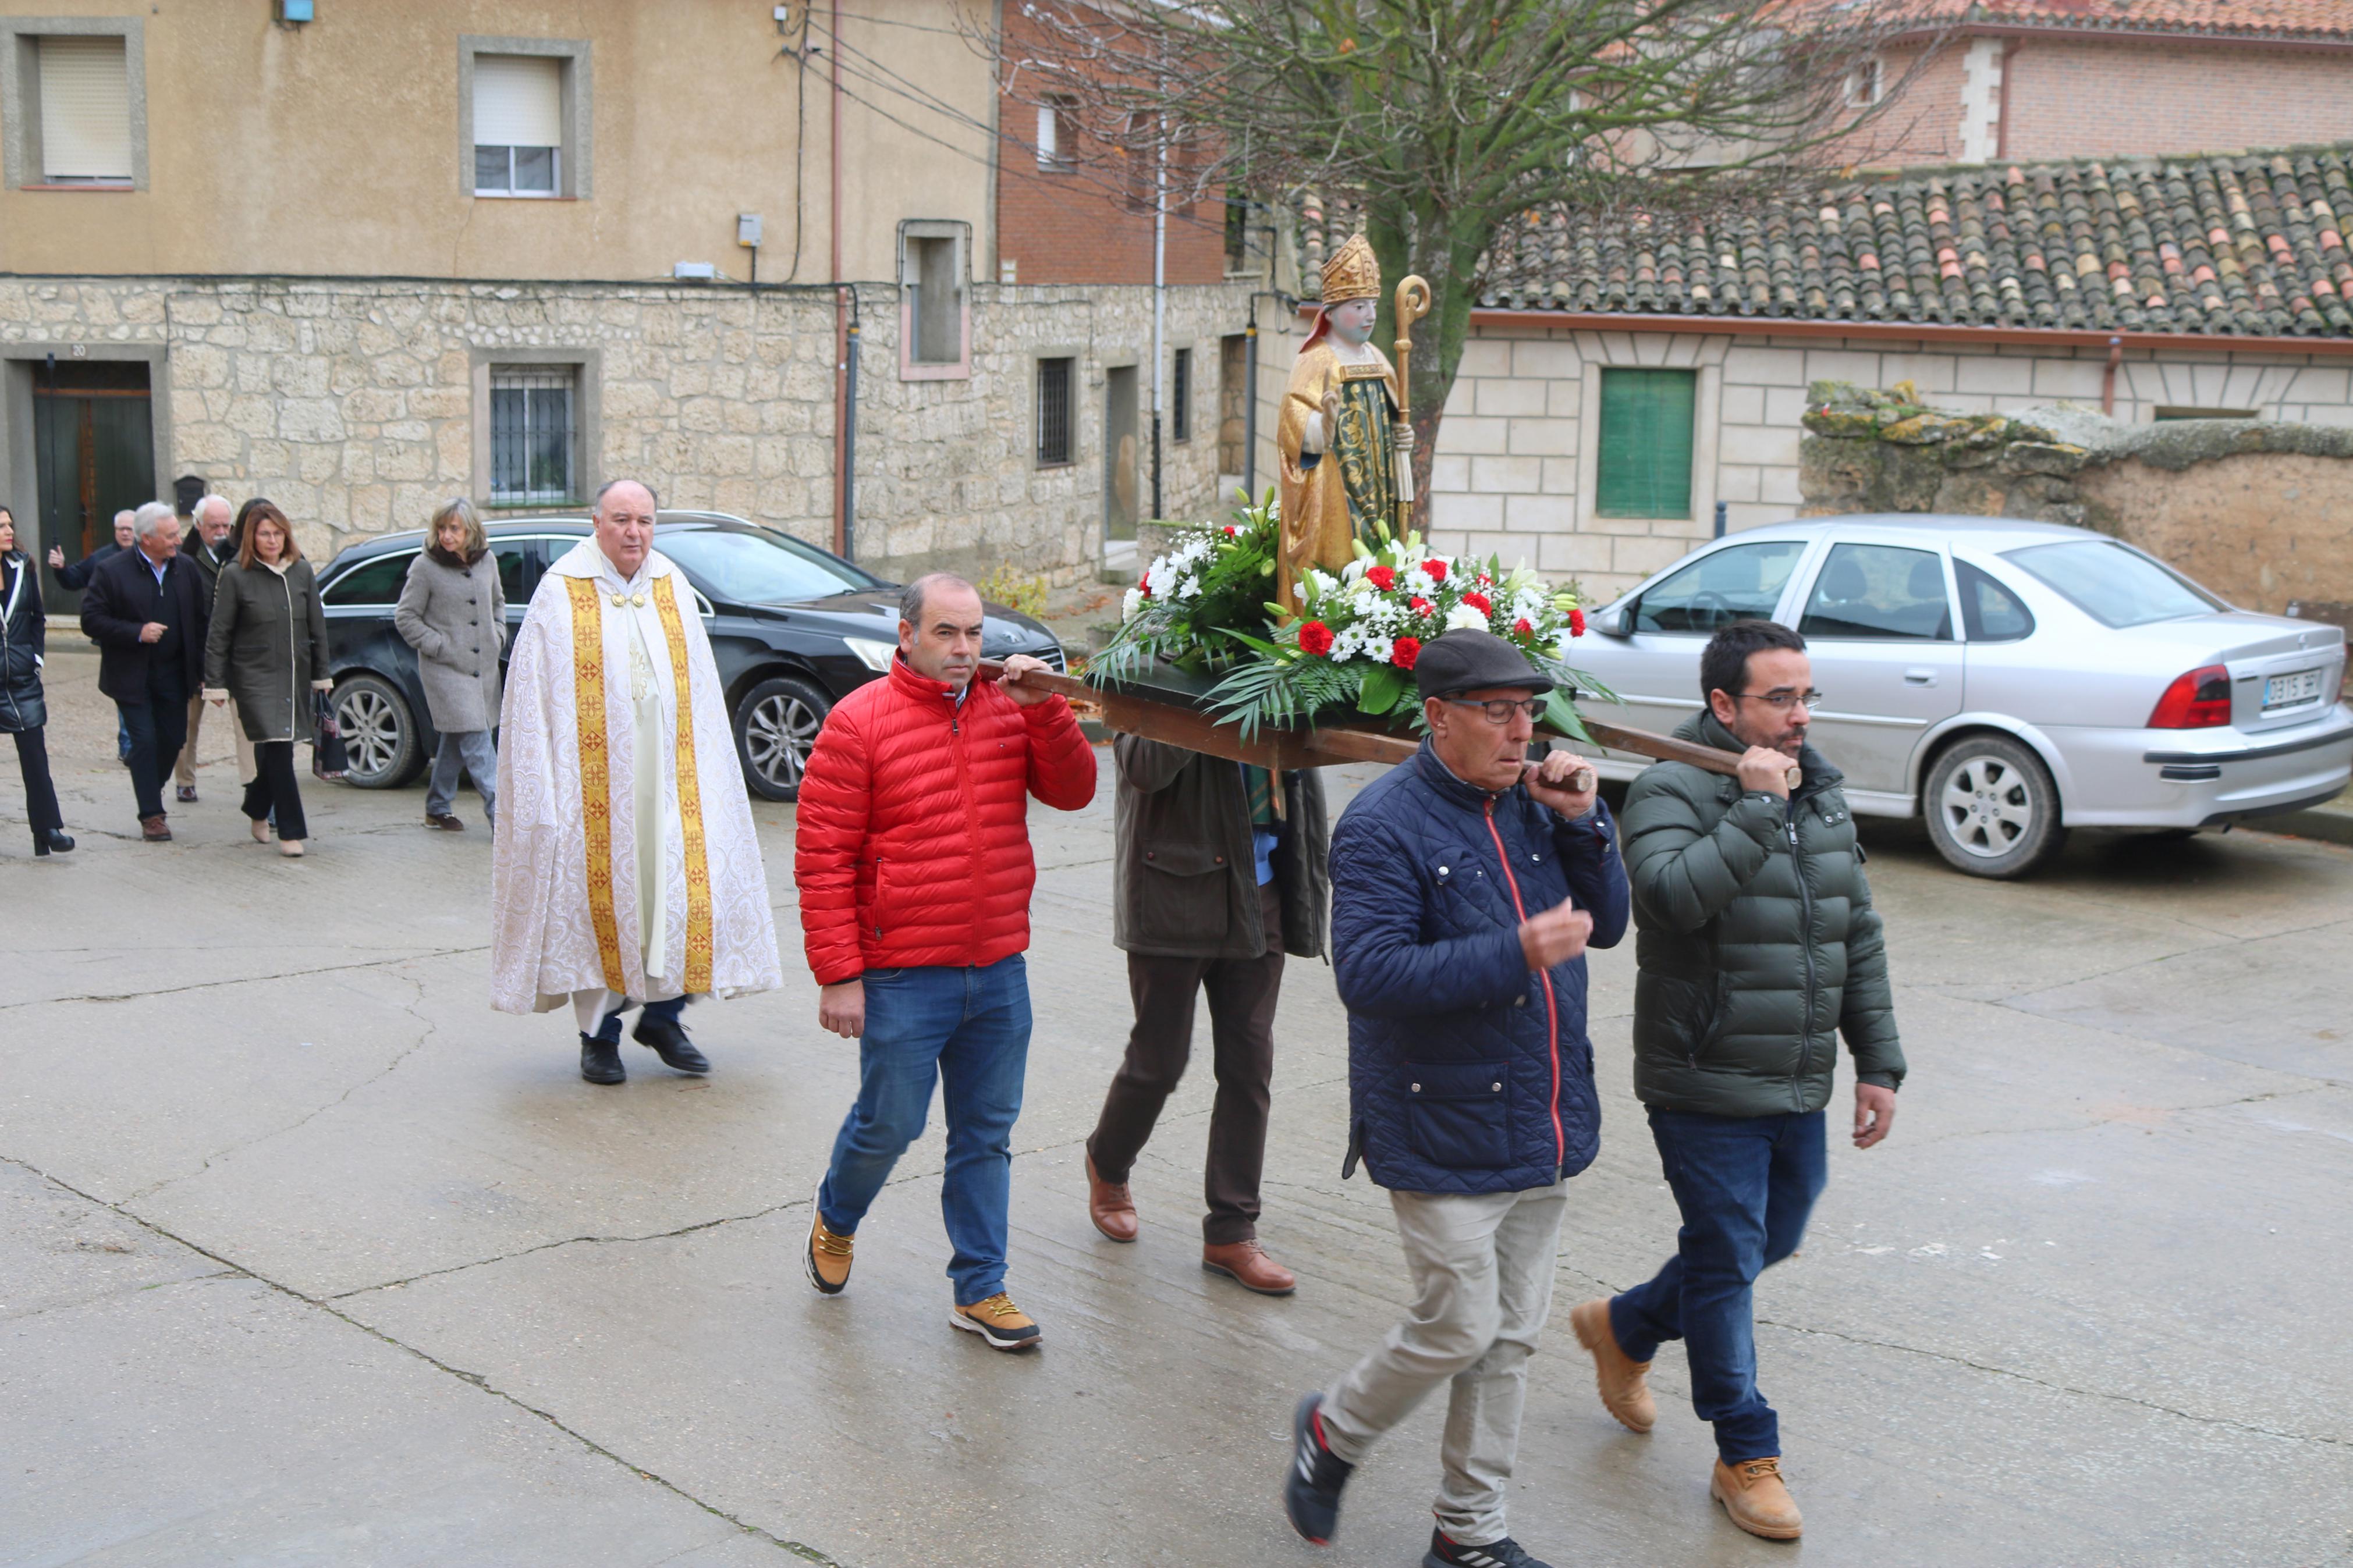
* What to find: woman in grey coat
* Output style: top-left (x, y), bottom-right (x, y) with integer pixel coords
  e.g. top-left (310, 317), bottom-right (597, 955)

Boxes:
top-left (203, 498), bottom-right (332, 858)
top-left (393, 497), bottom-right (505, 830)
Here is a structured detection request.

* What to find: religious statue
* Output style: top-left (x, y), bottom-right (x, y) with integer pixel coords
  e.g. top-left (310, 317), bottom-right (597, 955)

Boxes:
top-left (1275, 234), bottom-right (1425, 613)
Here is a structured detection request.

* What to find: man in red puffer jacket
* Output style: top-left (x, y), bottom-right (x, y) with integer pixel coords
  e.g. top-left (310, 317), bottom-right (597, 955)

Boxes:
top-left (796, 572), bottom-right (1096, 1350)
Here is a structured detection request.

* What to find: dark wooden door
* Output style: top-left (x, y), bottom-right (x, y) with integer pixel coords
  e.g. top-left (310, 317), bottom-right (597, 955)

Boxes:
top-left (33, 360), bottom-right (154, 609)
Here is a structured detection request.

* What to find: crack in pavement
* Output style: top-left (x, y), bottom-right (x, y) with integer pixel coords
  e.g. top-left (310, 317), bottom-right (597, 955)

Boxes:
top-left (122, 971), bottom-right (450, 1205)
top-left (0, 1153), bottom-right (842, 1565)
top-left (0, 1267), bottom-right (243, 1325)
top-left (0, 947), bottom-right (482, 1014)
top-left (1754, 1314), bottom-right (2350, 1449)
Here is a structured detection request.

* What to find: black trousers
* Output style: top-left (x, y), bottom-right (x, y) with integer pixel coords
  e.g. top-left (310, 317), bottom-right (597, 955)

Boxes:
top-left (1087, 883), bottom-right (1286, 1246)
top-left (118, 674), bottom-right (189, 820)
top-left (9, 727), bottom-right (62, 835)
top-left (242, 740), bottom-right (308, 841)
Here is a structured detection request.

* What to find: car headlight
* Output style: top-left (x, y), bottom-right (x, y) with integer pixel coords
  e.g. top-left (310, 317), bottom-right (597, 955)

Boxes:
top-left (844, 637), bottom-right (896, 673)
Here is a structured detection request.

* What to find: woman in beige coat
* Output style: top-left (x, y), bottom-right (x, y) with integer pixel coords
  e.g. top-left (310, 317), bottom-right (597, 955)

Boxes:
top-left (393, 497), bottom-right (506, 830)
top-left (203, 499), bottom-right (332, 857)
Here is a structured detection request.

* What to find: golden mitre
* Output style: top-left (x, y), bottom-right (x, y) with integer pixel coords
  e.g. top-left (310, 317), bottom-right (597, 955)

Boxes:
top-left (1321, 233), bottom-right (1380, 304)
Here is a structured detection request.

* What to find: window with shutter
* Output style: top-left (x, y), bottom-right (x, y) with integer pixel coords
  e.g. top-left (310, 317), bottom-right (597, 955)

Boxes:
top-left (1595, 367), bottom-right (1698, 518)
top-left (473, 55), bottom-right (563, 196)
top-left (37, 35), bottom-right (133, 184)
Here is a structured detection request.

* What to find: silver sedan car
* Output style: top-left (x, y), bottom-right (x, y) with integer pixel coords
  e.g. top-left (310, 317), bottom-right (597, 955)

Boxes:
top-left (1569, 515), bottom-right (2353, 877)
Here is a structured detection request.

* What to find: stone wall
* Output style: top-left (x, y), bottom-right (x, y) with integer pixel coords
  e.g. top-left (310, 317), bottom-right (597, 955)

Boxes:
top-left (1799, 381), bottom-right (2353, 614)
top-left (0, 274), bottom-right (1255, 588)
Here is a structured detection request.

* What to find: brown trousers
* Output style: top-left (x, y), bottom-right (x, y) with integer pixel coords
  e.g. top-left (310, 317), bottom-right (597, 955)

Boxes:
top-left (178, 693), bottom-right (257, 788)
top-left (1087, 881), bottom-right (1286, 1246)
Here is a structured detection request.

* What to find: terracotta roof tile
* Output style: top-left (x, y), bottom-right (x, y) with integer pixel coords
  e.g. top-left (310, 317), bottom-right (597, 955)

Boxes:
top-left (1897, 0), bottom-right (2353, 42)
top-left (1300, 145), bottom-right (2353, 337)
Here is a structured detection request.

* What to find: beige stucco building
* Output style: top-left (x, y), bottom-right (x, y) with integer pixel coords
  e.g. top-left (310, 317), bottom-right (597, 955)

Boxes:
top-left (2, 0), bottom-right (1264, 592)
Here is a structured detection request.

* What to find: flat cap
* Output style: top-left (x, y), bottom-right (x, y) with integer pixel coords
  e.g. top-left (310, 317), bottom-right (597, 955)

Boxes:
top-left (1414, 628), bottom-right (1553, 701)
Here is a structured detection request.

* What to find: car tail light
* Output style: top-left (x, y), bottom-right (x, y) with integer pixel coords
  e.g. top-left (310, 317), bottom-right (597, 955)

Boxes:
top-left (2148, 664), bottom-right (2232, 728)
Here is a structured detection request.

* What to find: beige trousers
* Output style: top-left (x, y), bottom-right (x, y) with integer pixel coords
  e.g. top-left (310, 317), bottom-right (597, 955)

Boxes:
top-left (178, 694), bottom-right (257, 788)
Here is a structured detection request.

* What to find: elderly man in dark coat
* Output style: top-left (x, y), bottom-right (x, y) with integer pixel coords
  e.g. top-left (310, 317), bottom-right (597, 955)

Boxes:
top-left (80, 502), bottom-right (209, 841)
top-left (394, 497), bottom-right (506, 830)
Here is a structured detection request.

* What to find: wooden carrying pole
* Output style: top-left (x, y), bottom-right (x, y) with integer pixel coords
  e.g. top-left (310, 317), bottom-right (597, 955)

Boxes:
top-left (1392, 275), bottom-right (1431, 539)
top-left (987, 663), bottom-right (1791, 787)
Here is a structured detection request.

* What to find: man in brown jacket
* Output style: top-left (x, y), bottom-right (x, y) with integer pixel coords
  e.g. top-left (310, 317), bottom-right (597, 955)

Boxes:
top-left (1083, 738), bottom-right (1329, 1294)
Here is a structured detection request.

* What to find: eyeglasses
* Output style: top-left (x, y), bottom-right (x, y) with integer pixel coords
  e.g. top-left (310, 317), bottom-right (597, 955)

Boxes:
top-left (1443, 696), bottom-right (1546, 724)
top-left (1734, 689), bottom-right (1824, 712)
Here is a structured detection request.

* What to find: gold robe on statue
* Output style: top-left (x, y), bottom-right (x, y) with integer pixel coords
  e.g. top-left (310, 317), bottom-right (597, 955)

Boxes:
top-left (1276, 338), bottom-right (1401, 611)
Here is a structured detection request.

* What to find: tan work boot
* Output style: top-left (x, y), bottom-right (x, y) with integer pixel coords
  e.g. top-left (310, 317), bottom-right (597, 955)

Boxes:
top-left (1201, 1239), bottom-right (1297, 1296)
top-left (950, 1291), bottom-right (1042, 1352)
top-left (1569, 1297), bottom-right (1655, 1434)
top-left (1712, 1456), bottom-right (1802, 1540)
top-left (1085, 1151), bottom-right (1138, 1242)
top-left (804, 1185), bottom-right (854, 1296)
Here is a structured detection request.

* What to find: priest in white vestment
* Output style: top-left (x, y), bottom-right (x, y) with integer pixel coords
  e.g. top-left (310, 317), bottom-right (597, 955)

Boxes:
top-left (491, 479), bottom-right (783, 1083)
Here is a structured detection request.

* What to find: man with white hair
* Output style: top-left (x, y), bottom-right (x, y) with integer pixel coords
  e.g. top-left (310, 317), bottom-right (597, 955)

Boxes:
top-left (175, 495), bottom-right (247, 801)
top-left (79, 502), bottom-right (210, 841)
top-left (490, 479), bottom-right (784, 1083)
top-left (49, 507), bottom-right (136, 592)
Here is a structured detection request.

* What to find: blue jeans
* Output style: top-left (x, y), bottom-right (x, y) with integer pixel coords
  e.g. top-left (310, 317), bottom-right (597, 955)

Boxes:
top-left (1610, 1108), bottom-right (1827, 1463)
top-left (818, 956), bottom-right (1031, 1306)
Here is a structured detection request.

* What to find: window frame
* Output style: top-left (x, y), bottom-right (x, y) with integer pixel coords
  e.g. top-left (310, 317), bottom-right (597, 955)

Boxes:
top-left (1593, 365), bottom-right (1700, 521)
top-left (457, 36), bottom-right (591, 201)
top-left (1035, 354), bottom-right (1076, 470)
top-left (1955, 557), bottom-right (2036, 643)
top-left (1795, 541), bottom-right (1955, 642)
top-left (1628, 537), bottom-right (1810, 636)
top-left (1035, 97), bottom-right (1075, 173)
top-left (1, 19), bottom-right (148, 192)
top-left (897, 219), bottom-right (971, 382)
top-left (469, 347), bottom-right (600, 514)
top-left (1170, 347), bottom-right (1191, 444)
top-left (486, 366), bottom-right (580, 507)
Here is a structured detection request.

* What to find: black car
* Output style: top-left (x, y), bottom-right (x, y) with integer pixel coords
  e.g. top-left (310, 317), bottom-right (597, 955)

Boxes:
top-left (316, 512), bottom-right (1067, 801)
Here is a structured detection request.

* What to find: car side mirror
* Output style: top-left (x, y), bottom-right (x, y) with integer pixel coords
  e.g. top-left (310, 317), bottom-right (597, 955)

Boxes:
top-left (1592, 602), bottom-right (1635, 637)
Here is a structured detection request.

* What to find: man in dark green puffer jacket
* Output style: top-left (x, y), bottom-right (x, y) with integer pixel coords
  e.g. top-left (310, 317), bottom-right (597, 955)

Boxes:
top-left (1564, 620), bottom-right (1905, 1543)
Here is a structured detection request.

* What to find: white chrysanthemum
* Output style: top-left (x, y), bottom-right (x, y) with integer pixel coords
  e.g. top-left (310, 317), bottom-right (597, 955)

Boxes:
top-left (1361, 634), bottom-right (1395, 664)
top-left (1351, 591), bottom-right (1379, 618)
top-left (1178, 575), bottom-right (1201, 599)
top-left (1122, 586), bottom-right (1144, 623)
top-left (1331, 630), bottom-right (1364, 662)
top-left (1446, 603), bottom-right (1490, 632)
top-left (1145, 561), bottom-right (1180, 599)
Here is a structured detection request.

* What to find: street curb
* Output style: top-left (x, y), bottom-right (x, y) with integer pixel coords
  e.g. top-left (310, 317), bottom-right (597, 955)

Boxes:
top-left (2251, 806), bottom-right (2353, 848)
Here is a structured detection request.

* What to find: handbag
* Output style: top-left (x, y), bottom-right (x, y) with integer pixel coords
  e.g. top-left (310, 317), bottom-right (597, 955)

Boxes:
top-left (311, 689), bottom-right (350, 781)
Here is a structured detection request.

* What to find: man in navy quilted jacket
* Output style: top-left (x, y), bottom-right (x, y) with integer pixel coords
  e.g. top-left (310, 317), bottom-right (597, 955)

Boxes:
top-left (1283, 628), bottom-right (1628, 1568)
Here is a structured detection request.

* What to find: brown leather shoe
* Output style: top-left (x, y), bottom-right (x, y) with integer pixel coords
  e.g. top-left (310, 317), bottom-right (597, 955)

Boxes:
top-left (1570, 1297), bottom-right (1656, 1433)
top-left (140, 815), bottom-right (172, 842)
top-left (1085, 1151), bottom-right (1138, 1242)
top-left (424, 813), bottom-right (466, 831)
top-left (1201, 1239), bottom-right (1296, 1296)
top-left (1712, 1456), bottom-right (1802, 1540)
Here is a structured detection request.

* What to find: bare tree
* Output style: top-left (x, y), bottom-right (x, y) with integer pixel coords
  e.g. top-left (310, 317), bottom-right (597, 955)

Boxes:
top-left (976, 0), bottom-right (1949, 524)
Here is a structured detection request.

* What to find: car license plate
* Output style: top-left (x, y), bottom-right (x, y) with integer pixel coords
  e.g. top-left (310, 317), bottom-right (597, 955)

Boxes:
top-left (2263, 669), bottom-right (2324, 710)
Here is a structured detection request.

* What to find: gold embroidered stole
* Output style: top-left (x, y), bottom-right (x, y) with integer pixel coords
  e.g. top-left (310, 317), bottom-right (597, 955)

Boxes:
top-left (563, 577), bottom-right (628, 992)
top-left (652, 576), bottom-right (715, 993)
top-left (563, 574), bottom-right (717, 995)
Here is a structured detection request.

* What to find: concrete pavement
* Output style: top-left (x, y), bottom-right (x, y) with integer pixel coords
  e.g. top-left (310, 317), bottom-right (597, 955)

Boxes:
top-left (5, 645), bottom-right (2351, 1567)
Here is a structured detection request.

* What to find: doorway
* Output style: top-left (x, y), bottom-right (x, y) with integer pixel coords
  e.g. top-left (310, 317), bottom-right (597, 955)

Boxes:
top-left (1218, 333), bottom-right (1247, 477)
top-left (1103, 364), bottom-right (1138, 544)
top-left (33, 360), bottom-right (154, 608)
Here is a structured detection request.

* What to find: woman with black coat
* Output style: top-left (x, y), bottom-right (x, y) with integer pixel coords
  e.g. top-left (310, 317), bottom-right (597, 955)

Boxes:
top-left (203, 499), bottom-right (332, 858)
top-left (0, 507), bottom-right (73, 856)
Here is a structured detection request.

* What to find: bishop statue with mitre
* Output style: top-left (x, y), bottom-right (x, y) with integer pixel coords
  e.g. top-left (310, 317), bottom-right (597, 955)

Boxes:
top-left (491, 478), bottom-right (783, 1084)
top-left (1276, 233), bottom-right (1413, 612)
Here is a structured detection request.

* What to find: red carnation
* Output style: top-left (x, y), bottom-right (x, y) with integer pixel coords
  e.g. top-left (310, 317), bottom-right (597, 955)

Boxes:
top-left (1392, 636), bottom-right (1421, 670)
top-left (1421, 559), bottom-right (1448, 583)
top-left (1569, 607), bottom-right (1587, 637)
top-left (1461, 591), bottom-right (1492, 614)
top-left (1513, 617), bottom-right (1535, 638)
top-left (1138, 582), bottom-right (1152, 598)
top-left (1298, 620), bottom-right (1336, 656)
top-left (1365, 564), bottom-right (1397, 591)
top-left (1409, 595), bottom-right (1434, 616)
top-left (1223, 524), bottom-right (1239, 536)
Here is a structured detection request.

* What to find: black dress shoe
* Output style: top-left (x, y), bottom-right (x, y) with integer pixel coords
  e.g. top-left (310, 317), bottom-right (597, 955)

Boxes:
top-left (634, 1012), bottom-right (711, 1075)
top-left (34, 829), bottom-right (73, 856)
top-left (579, 1032), bottom-right (626, 1085)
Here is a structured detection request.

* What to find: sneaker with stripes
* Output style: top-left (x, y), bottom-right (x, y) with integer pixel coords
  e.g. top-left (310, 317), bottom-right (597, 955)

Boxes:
top-left (1421, 1529), bottom-right (1554, 1568)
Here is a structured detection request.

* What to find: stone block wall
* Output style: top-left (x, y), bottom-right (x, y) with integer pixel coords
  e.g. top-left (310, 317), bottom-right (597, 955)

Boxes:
top-left (0, 274), bottom-right (1255, 588)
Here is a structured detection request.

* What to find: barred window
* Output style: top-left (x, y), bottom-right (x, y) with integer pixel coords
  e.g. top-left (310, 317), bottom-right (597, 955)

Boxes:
top-left (1170, 347), bottom-right (1191, 443)
top-left (1037, 357), bottom-right (1073, 467)
top-left (489, 366), bottom-right (577, 505)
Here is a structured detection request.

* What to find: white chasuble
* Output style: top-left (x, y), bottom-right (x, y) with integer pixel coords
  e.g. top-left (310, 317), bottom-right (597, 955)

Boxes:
top-left (489, 539), bottom-right (784, 1018)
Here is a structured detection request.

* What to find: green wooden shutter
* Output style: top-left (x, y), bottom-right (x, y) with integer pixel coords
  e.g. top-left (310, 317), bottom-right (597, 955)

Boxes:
top-left (1595, 367), bottom-right (1697, 518)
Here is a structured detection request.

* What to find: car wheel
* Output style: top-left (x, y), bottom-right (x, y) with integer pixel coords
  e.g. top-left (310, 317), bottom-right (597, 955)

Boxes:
top-left (333, 674), bottom-right (424, 790)
top-left (734, 675), bottom-right (831, 802)
top-left (1922, 733), bottom-right (2065, 879)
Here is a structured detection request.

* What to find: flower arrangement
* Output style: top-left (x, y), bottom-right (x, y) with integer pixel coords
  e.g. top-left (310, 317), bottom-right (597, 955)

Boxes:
top-left (1090, 491), bottom-right (1612, 741)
